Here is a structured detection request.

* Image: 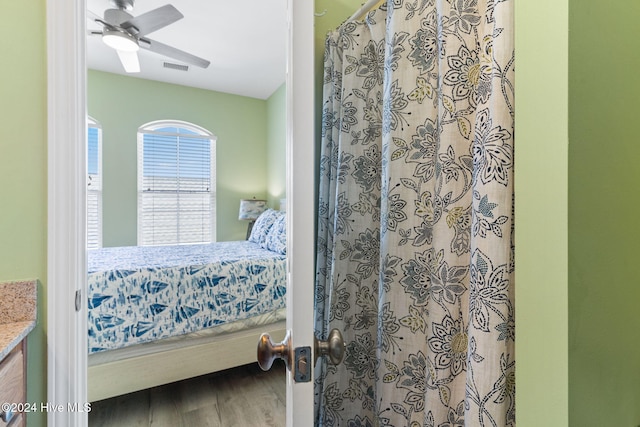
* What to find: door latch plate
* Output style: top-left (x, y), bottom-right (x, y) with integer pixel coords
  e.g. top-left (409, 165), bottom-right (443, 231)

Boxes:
top-left (294, 346), bottom-right (311, 382)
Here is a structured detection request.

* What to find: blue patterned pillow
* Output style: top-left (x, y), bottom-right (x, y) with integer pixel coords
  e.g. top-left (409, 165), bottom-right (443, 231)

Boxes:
top-left (264, 213), bottom-right (287, 254)
top-left (248, 209), bottom-right (281, 245)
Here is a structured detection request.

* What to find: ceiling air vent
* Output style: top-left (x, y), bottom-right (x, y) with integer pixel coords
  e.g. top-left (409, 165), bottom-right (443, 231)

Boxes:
top-left (163, 62), bottom-right (189, 72)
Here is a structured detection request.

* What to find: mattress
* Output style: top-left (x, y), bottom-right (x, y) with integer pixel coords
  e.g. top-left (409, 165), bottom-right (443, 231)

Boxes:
top-left (87, 241), bottom-right (287, 354)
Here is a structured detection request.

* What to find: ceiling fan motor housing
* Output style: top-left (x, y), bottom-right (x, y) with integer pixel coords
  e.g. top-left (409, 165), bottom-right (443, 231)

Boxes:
top-left (110, 0), bottom-right (134, 12)
top-left (104, 8), bottom-right (134, 27)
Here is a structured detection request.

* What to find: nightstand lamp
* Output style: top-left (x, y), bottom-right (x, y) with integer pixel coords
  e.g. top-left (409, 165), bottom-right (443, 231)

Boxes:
top-left (239, 198), bottom-right (267, 239)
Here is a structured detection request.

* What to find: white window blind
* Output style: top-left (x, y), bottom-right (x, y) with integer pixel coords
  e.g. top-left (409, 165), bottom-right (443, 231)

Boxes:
top-left (137, 121), bottom-right (216, 246)
top-left (87, 120), bottom-right (102, 249)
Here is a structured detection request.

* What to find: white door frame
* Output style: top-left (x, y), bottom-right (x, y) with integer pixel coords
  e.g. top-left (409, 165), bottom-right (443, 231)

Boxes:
top-left (47, 0), bottom-right (88, 426)
top-left (46, 0), bottom-right (315, 426)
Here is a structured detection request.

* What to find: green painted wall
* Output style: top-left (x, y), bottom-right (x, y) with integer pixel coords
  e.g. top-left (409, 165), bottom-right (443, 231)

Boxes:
top-left (515, 0), bottom-right (569, 425)
top-left (267, 83), bottom-right (287, 208)
top-left (0, 2), bottom-right (47, 426)
top-left (568, 1), bottom-right (640, 425)
top-left (88, 70), bottom-right (282, 244)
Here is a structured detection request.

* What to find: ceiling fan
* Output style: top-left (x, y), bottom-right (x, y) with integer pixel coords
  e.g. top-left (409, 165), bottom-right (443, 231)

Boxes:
top-left (88, 0), bottom-right (210, 73)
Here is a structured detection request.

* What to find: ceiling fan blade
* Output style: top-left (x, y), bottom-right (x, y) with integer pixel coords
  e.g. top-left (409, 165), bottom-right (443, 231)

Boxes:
top-left (87, 9), bottom-right (103, 23)
top-left (139, 38), bottom-right (210, 69)
top-left (120, 4), bottom-right (183, 37)
top-left (87, 9), bottom-right (116, 32)
top-left (116, 50), bottom-right (140, 73)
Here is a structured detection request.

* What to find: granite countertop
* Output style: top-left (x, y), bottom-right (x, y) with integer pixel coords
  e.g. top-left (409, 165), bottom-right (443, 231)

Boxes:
top-left (0, 280), bottom-right (37, 360)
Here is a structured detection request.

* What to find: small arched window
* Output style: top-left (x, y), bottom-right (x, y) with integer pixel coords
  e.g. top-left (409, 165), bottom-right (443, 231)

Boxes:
top-left (87, 117), bottom-right (102, 249)
top-left (137, 120), bottom-right (217, 246)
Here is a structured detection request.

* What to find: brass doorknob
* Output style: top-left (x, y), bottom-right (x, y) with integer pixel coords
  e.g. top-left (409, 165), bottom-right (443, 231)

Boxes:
top-left (257, 331), bottom-right (293, 371)
top-left (314, 328), bottom-right (345, 365)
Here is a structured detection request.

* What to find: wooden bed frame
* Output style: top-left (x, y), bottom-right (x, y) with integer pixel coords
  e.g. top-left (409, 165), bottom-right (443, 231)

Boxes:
top-left (88, 320), bottom-right (287, 402)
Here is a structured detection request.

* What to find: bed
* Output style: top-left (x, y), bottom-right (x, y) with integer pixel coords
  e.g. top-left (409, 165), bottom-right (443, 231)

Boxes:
top-left (87, 209), bottom-right (288, 401)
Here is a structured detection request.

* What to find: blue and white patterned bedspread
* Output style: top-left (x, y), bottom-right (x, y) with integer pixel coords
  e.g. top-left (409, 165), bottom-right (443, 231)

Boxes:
top-left (87, 241), bottom-right (287, 354)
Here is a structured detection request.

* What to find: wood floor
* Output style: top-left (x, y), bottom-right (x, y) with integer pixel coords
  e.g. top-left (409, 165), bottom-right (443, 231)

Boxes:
top-left (89, 362), bottom-right (286, 427)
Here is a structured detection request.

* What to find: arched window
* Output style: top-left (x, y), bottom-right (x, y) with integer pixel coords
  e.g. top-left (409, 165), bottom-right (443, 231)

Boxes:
top-left (137, 120), bottom-right (216, 246)
top-left (87, 117), bottom-right (102, 249)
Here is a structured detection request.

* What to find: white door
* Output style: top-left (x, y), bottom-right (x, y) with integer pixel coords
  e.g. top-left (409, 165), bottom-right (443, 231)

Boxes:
top-left (248, 1), bottom-right (319, 425)
top-left (283, 0), bottom-right (315, 425)
top-left (262, 3), bottom-right (348, 423)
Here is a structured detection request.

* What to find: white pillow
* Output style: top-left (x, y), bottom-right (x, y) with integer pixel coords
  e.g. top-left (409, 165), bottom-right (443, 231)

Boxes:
top-left (248, 209), bottom-right (281, 245)
top-left (264, 214), bottom-right (286, 254)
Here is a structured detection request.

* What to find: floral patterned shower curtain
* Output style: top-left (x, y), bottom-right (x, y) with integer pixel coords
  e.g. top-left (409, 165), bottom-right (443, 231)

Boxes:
top-left (314, 0), bottom-right (515, 426)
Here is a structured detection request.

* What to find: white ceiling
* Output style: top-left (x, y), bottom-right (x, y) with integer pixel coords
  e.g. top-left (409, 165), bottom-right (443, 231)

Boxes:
top-left (86, 0), bottom-right (287, 100)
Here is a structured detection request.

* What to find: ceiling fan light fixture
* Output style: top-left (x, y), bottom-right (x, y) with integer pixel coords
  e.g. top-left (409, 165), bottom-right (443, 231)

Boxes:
top-left (102, 30), bottom-right (139, 52)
